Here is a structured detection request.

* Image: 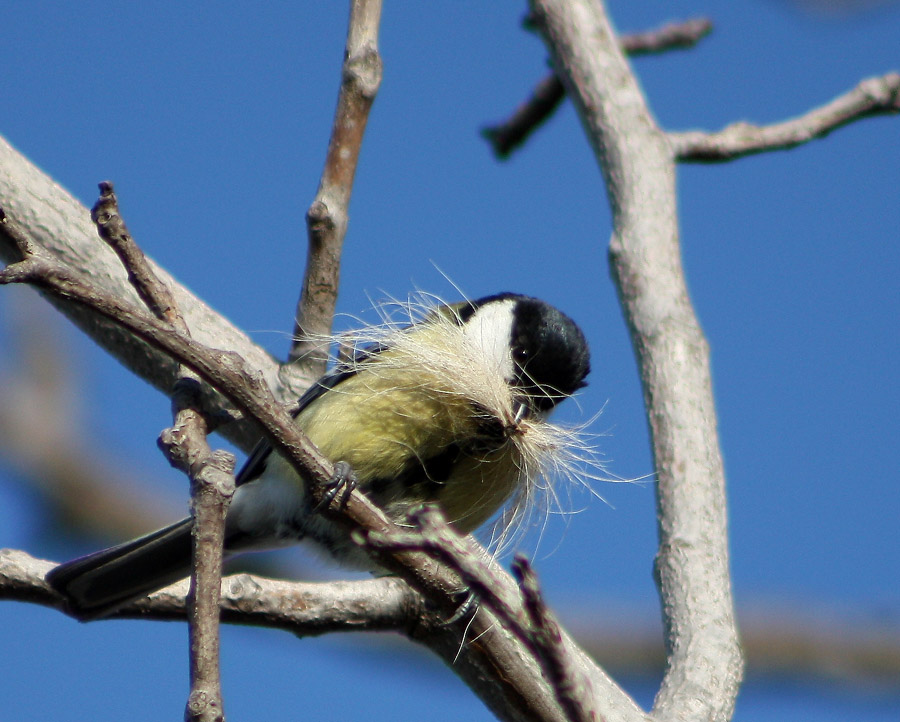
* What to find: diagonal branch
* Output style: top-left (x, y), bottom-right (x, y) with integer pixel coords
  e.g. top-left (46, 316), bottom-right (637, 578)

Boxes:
top-left (483, 18), bottom-right (712, 158)
top-left (0, 135), bottom-right (296, 455)
top-left (671, 72), bottom-right (900, 162)
top-left (290, 0), bottom-right (384, 375)
top-left (513, 557), bottom-right (596, 722)
top-left (363, 506), bottom-right (641, 722)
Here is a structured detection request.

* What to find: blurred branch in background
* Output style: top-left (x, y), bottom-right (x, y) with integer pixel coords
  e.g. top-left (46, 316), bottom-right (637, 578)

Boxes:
top-left (569, 610), bottom-right (900, 689)
top-left (0, 286), bottom-right (179, 541)
top-left (779, 0), bottom-right (900, 16)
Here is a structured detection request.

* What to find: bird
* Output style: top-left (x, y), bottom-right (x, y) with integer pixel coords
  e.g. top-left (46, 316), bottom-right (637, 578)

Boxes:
top-left (46, 292), bottom-right (591, 619)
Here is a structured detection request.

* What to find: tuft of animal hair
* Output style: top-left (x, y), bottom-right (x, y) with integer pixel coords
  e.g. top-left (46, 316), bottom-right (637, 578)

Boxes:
top-left (315, 293), bottom-right (616, 557)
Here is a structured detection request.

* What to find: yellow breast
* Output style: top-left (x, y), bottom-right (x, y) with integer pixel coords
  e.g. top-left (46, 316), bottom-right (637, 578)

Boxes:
top-left (295, 362), bottom-right (523, 532)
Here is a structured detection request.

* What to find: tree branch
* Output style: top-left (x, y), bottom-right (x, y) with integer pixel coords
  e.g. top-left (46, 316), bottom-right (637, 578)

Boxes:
top-left (0, 135), bottom-right (305, 454)
top-left (177, 439), bottom-right (235, 722)
top-left (6, 548), bottom-right (899, 687)
top-left (513, 557), bottom-right (596, 722)
top-left (161, 381), bottom-right (235, 722)
top-left (92, 182), bottom-right (184, 326)
top-left (482, 18), bottom-right (712, 158)
top-left (529, 2), bottom-right (743, 721)
top-left (363, 506), bottom-right (645, 722)
top-left (0, 211), bottom-right (337, 528)
top-left (290, 0), bottom-right (384, 374)
top-left (90, 182), bottom-right (236, 721)
top-left (0, 549), bottom-right (417, 632)
top-left (670, 72), bottom-right (900, 162)
top-left (5, 542), bottom-right (627, 722)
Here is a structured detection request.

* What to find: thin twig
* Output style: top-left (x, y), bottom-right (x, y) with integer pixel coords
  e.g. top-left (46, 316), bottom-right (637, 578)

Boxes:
top-left (182, 451), bottom-right (235, 722)
top-left (512, 557), bottom-right (595, 722)
top-left (289, 0), bottom-right (384, 374)
top-left (671, 72), bottom-right (900, 162)
top-left (160, 395), bottom-right (235, 722)
top-left (483, 17), bottom-right (712, 158)
top-left (91, 182), bottom-right (182, 326)
top-left (90, 183), bottom-right (235, 722)
top-left (619, 18), bottom-right (713, 55)
top-left (481, 74), bottom-right (567, 159)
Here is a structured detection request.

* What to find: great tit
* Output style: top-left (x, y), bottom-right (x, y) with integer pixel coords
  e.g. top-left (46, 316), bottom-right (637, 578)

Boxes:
top-left (47, 292), bottom-right (591, 618)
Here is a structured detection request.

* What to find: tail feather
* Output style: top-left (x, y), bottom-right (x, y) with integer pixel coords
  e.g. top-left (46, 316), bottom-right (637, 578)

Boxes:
top-left (46, 518), bottom-right (194, 620)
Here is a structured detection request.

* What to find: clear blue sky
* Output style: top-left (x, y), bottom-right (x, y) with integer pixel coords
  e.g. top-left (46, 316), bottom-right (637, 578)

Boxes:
top-left (1, 2), bottom-right (898, 720)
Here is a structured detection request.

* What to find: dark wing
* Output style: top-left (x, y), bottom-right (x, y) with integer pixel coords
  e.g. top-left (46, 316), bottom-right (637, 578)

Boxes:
top-left (235, 367), bottom-right (354, 486)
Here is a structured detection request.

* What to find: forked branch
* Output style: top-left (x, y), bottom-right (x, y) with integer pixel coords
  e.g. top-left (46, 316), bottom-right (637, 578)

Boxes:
top-left (529, 1), bottom-right (743, 720)
top-left (93, 181), bottom-right (236, 722)
top-left (483, 17), bottom-right (712, 158)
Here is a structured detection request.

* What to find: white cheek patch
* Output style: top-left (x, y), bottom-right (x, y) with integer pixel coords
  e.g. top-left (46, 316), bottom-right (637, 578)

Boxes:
top-left (461, 299), bottom-right (517, 384)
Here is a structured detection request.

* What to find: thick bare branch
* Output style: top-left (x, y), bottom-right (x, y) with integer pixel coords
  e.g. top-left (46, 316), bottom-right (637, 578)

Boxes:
top-left (290, 0), bottom-right (384, 372)
top-left (483, 18), bottom-right (712, 158)
top-left (0, 135), bottom-right (306, 452)
top-left (529, 2), bottom-right (743, 721)
top-left (6, 548), bottom-right (899, 688)
top-left (671, 72), bottom-right (900, 162)
top-left (3, 545), bottom-right (623, 722)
